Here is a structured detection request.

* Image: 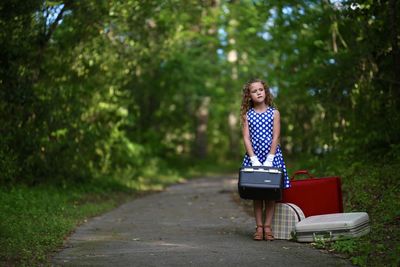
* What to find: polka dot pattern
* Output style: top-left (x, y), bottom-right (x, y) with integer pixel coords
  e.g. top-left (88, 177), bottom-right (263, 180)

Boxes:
top-left (242, 107), bottom-right (291, 188)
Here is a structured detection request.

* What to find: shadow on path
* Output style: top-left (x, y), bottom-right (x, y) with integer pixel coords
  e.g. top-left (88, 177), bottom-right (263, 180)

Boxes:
top-left (52, 176), bottom-right (352, 266)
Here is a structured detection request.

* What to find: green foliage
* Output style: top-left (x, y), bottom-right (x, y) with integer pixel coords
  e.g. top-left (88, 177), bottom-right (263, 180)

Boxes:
top-left (253, 0), bottom-right (400, 158)
top-left (0, 0), bottom-right (234, 185)
top-left (2, 0), bottom-right (398, 185)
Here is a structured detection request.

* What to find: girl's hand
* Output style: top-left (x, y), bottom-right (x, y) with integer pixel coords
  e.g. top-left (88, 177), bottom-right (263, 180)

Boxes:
top-left (263, 154), bottom-right (275, 167)
top-left (250, 156), bottom-right (262, 166)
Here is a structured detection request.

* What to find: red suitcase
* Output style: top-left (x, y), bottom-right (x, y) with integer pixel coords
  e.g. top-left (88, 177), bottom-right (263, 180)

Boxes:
top-left (279, 170), bottom-right (343, 217)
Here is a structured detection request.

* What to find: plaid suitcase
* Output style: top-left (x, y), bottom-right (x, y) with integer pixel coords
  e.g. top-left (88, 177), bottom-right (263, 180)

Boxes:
top-left (272, 203), bottom-right (305, 240)
top-left (238, 166), bottom-right (284, 200)
top-left (295, 212), bottom-right (370, 242)
top-left (279, 170), bottom-right (343, 217)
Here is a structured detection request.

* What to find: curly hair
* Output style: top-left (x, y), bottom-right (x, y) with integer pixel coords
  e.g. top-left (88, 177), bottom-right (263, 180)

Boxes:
top-left (240, 78), bottom-right (274, 124)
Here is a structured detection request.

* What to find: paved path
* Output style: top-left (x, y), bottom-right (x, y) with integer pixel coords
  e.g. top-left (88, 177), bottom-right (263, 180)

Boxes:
top-left (52, 176), bottom-right (352, 266)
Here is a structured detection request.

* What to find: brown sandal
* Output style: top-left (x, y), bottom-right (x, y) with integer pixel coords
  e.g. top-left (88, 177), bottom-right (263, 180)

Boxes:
top-left (263, 225), bottom-right (275, 241)
top-left (253, 225), bottom-right (263, 241)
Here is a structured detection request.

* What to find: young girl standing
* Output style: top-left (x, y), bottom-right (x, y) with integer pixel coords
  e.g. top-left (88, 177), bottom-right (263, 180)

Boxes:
top-left (241, 78), bottom-right (290, 241)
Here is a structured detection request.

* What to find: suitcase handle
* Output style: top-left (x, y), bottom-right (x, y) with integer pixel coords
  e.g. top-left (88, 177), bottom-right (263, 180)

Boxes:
top-left (291, 170), bottom-right (314, 180)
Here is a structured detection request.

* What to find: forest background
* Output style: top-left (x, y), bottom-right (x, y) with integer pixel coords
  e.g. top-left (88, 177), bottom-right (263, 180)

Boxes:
top-left (1, 0), bottom-right (399, 266)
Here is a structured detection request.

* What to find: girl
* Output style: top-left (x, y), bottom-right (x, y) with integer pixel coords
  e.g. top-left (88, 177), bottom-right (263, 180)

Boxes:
top-left (241, 78), bottom-right (290, 241)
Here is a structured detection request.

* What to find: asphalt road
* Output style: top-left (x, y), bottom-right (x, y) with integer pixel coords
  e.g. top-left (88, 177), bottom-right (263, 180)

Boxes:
top-left (52, 176), bottom-right (352, 266)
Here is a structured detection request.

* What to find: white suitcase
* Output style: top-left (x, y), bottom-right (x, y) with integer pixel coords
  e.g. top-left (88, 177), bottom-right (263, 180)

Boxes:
top-left (272, 203), bottom-right (305, 240)
top-left (295, 212), bottom-right (370, 242)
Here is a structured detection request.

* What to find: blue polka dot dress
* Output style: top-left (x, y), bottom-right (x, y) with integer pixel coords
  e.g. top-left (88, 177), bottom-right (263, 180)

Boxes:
top-left (242, 107), bottom-right (291, 189)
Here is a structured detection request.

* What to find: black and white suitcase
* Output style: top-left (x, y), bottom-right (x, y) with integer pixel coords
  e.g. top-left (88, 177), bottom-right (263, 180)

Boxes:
top-left (295, 212), bottom-right (370, 242)
top-left (238, 166), bottom-right (284, 200)
top-left (272, 203), bottom-right (305, 240)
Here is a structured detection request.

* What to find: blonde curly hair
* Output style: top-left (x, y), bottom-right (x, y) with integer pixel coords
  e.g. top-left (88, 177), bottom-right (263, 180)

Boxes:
top-left (240, 78), bottom-right (274, 124)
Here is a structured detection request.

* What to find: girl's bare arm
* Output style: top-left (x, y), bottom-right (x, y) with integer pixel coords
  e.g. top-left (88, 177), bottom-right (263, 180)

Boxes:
top-left (269, 110), bottom-right (281, 155)
top-left (242, 116), bottom-right (255, 157)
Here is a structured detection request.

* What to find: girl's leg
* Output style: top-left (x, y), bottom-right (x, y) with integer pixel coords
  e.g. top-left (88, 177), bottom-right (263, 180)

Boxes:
top-left (264, 200), bottom-right (275, 240)
top-left (253, 200), bottom-right (264, 240)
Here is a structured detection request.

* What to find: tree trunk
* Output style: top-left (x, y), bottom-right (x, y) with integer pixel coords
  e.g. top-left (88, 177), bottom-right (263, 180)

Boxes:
top-left (194, 96), bottom-right (210, 159)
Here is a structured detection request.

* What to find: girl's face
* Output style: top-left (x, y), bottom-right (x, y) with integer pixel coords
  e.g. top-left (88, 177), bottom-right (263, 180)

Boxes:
top-left (249, 82), bottom-right (266, 104)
